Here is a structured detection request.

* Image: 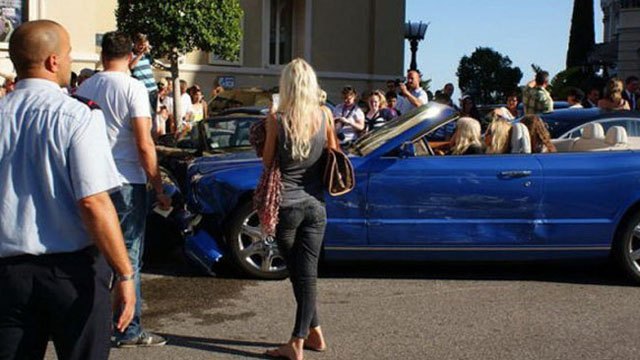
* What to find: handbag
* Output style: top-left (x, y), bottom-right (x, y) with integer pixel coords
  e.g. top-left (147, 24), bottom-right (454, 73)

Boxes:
top-left (250, 117), bottom-right (282, 237)
top-left (323, 112), bottom-right (356, 196)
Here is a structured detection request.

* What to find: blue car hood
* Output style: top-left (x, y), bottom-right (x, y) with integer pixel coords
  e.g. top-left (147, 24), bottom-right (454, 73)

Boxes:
top-left (189, 150), bottom-right (259, 175)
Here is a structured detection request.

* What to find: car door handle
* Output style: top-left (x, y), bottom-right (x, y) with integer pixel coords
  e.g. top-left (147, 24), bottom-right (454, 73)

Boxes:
top-left (499, 170), bottom-right (532, 178)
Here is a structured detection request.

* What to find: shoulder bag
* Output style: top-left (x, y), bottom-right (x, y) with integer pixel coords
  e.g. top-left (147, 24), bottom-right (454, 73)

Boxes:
top-left (323, 111), bottom-right (356, 196)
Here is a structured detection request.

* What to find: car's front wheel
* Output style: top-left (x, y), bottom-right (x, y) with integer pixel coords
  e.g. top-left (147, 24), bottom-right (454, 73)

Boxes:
top-left (614, 210), bottom-right (640, 283)
top-left (226, 201), bottom-right (288, 280)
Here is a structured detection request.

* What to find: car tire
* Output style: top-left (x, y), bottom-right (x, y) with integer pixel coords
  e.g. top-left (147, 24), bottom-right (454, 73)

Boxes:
top-left (614, 210), bottom-right (640, 283)
top-left (226, 200), bottom-right (289, 280)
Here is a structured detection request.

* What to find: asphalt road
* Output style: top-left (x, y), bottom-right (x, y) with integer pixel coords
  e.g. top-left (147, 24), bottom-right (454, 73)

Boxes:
top-left (45, 258), bottom-right (640, 360)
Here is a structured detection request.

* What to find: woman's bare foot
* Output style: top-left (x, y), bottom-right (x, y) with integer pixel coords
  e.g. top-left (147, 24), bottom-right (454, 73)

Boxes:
top-left (265, 338), bottom-right (304, 360)
top-left (304, 326), bottom-right (327, 352)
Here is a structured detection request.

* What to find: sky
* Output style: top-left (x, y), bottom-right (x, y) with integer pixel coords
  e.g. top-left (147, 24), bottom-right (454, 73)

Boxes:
top-left (404, 0), bottom-right (604, 99)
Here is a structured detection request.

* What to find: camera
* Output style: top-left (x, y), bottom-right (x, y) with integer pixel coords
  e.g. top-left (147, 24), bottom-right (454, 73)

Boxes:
top-left (394, 78), bottom-right (405, 86)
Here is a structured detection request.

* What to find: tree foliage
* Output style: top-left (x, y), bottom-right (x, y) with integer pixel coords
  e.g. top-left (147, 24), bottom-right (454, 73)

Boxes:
top-left (456, 47), bottom-right (523, 104)
top-left (116, 0), bottom-right (243, 122)
top-left (566, 0), bottom-right (595, 68)
top-left (551, 67), bottom-right (604, 100)
top-left (116, 0), bottom-right (243, 61)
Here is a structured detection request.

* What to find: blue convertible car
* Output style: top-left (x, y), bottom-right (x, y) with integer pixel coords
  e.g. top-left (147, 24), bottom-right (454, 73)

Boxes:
top-left (181, 103), bottom-right (640, 282)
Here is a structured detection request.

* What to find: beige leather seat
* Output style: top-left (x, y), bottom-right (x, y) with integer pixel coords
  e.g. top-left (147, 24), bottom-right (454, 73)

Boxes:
top-left (571, 123), bottom-right (606, 151)
top-left (510, 123), bottom-right (531, 154)
top-left (551, 138), bottom-right (576, 152)
top-left (602, 126), bottom-right (629, 150)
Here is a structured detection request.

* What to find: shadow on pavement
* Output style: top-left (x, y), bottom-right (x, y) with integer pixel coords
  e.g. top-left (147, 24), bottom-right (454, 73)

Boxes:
top-left (141, 244), bottom-right (636, 287)
top-left (319, 259), bottom-right (636, 287)
top-left (159, 333), bottom-right (277, 359)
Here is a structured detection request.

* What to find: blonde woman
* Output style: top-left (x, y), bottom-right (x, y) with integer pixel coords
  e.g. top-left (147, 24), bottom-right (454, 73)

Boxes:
top-left (485, 117), bottom-right (512, 154)
top-left (262, 59), bottom-right (337, 360)
top-left (449, 117), bottom-right (483, 155)
top-left (364, 90), bottom-right (394, 132)
top-left (598, 78), bottom-right (631, 110)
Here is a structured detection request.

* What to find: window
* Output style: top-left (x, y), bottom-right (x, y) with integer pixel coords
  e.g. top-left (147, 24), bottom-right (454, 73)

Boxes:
top-left (0, 0), bottom-right (28, 43)
top-left (269, 0), bottom-right (293, 66)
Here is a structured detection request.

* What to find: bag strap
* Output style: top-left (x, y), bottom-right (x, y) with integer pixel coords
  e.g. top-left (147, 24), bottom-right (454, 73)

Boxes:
top-left (321, 106), bottom-right (339, 150)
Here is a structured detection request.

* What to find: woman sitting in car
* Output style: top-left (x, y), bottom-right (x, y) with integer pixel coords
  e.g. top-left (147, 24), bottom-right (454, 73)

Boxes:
top-left (485, 116), bottom-right (512, 154)
top-left (520, 115), bottom-right (557, 153)
top-left (449, 117), bottom-right (484, 155)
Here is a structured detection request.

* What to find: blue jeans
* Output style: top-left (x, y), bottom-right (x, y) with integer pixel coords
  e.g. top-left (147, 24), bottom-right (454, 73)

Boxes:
top-left (110, 183), bottom-right (148, 340)
top-left (275, 197), bottom-right (327, 339)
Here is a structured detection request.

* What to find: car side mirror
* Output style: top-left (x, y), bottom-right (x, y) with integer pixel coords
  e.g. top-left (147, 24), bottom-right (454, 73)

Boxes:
top-left (399, 142), bottom-right (416, 158)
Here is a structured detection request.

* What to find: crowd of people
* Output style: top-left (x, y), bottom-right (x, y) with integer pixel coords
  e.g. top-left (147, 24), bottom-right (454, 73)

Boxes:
top-left (327, 68), bottom-right (639, 156)
top-left (2, 17), bottom-right (640, 360)
top-left (0, 33), bottom-right (212, 142)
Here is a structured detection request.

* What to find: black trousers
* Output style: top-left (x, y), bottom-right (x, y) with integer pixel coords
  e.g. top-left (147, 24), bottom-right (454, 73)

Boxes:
top-left (276, 197), bottom-right (327, 339)
top-left (0, 247), bottom-right (112, 360)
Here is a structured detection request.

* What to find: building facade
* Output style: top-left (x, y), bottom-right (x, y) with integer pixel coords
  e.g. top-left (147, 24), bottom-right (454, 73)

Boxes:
top-left (0, 0), bottom-right (406, 102)
top-left (599, 0), bottom-right (640, 79)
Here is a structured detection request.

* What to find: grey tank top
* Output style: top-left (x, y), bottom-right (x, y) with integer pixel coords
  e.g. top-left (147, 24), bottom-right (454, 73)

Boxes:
top-left (277, 113), bottom-right (326, 207)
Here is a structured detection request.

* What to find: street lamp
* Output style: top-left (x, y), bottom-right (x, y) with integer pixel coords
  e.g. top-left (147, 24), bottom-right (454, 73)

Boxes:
top-left (404, 21), bottom-right (429, 71)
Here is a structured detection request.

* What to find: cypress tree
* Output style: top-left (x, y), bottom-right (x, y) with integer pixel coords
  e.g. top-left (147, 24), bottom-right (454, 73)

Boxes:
top-left (566, 0), bottom-right (595, 68)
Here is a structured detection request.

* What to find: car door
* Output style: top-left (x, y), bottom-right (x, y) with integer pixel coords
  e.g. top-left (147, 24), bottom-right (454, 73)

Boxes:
top-left (323, 157), bottom-right (369, 248)
top-left (366, 153), bottom-right (543, 247)
top-left (534, 151), bottom-right (640, 247)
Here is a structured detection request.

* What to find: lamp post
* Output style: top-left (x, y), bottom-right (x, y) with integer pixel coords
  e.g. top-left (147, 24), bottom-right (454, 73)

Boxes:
top-left (404, 21), bottom-right (429, 71)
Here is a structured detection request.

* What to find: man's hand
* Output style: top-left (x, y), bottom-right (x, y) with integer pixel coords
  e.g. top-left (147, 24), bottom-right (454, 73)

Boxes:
top-left (156, 192), bottom-right (172, 210)
top-left (399, 83), bottom-right (410, 96)
top-left (113, 278), bottom-right (136, 332)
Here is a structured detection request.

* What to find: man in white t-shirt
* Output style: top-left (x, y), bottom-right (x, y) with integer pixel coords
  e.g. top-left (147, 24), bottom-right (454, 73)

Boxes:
top-left (396, 69), bottom-right (429, 115)
top-left (76, 31), bottom-right (171, 348)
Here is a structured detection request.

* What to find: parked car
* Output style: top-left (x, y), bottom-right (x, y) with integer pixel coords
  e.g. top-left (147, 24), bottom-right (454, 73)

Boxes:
top-left (208, 88), bottom-right (274, 114)
top-left (182, 103), bottom-right (640, 283)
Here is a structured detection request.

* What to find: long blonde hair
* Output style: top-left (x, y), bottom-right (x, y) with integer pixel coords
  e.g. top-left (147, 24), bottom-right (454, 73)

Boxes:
top-left (485, 118), bottom-right (512, 154)
top-left (450, 117), bottom-right (482, 155)
top-left (278, 58), bottom-right (321, 161)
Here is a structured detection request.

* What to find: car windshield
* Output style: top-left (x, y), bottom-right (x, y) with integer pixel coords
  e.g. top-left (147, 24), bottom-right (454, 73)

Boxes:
top-left (353, 103), bottom-right (456, 156)
top-left (202, 116), bottom-right (260, 151)
top-left (540, 117), bottom-right (583, 139)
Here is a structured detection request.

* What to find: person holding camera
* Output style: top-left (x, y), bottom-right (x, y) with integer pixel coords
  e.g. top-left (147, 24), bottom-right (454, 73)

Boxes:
top-left (396, 69), bottom-right (429, 115)
top-left (333, 86), bottom-right (365, 145)
top-left (129, 33), bottom-right (158, 118)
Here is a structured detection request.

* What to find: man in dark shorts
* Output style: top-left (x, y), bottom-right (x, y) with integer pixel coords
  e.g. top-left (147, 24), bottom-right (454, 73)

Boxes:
top-left (0, 20), bottom-right (135, 360)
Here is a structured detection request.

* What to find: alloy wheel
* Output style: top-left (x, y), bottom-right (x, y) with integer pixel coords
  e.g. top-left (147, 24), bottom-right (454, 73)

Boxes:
top-left (236, 210), bottom-right (287, 275)
top-left (627, 223), bottom-right (640, 274)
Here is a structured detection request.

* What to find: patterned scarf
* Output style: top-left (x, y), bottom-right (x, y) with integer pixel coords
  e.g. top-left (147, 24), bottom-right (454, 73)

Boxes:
top-left (249, 120), bottom-right (282, 237)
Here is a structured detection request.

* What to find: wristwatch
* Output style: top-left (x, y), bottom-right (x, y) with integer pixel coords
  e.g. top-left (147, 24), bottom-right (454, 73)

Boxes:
top-left (115, 273), bottom-right (135, 282)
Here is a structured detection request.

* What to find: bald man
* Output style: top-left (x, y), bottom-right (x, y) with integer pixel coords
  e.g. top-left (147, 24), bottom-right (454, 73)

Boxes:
top-left (397, 69), bottom-right (429, 115)
top-left (0, 20), bottom-right (135, 360)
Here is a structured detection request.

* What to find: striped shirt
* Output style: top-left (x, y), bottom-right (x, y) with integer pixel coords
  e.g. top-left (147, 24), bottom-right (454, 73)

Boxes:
top-left (130, 53), bottom-right (158, 93)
